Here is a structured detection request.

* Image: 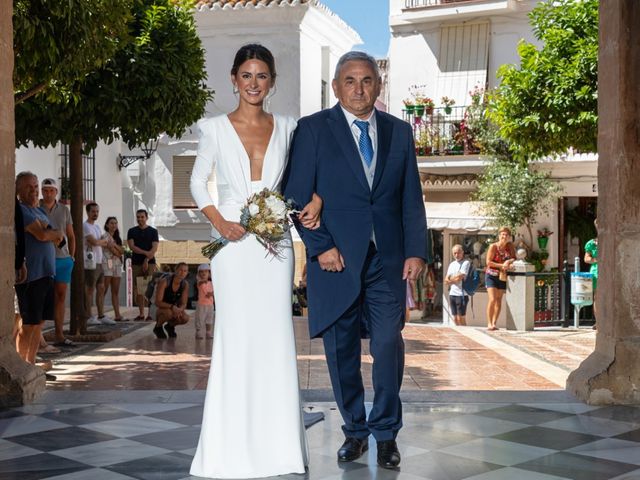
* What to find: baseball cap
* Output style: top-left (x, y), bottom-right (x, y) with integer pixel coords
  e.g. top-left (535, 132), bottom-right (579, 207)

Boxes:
top-left (41, 178), bottom-right (58, 190)
top-left (197, 263), bottom-right (210, 271)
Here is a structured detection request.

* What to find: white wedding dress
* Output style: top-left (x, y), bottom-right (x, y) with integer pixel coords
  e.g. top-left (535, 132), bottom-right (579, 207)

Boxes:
top-left (189, 114), bottom-right (308, 479)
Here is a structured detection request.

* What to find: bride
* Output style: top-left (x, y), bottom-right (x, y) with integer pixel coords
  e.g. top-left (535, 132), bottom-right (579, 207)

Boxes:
top-left (189, 44), bottom-right (320, 478)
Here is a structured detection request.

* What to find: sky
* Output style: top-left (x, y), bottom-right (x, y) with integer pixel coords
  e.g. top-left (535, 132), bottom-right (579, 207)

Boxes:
top-left (320, 0), bottom-right (390, 58)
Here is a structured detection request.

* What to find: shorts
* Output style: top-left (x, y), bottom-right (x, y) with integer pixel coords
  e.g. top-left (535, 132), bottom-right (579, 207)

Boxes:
top-left (103, 259), bottom-right (123, 277)
top-left (54, 256), bottom-right (74, 284)
top-left (450, 295), bottom-right (469, 316)
top-left (132, 263), bottom-right (157, 295)
top-left (485, 274), bottom-right (507, 290)
top-left (15, 276), bottom-right (54, 325)
top-left (85, 264), bottom-right (104, 288)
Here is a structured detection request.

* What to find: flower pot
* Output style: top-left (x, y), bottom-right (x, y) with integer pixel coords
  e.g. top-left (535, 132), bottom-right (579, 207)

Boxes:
top-left (414, 105), bottom-right (425, 117)
top-left (537, 237), bottom-right (549, 250)
top-left (444, 106), bottom-right (452, 115)
top-left (425, 106), bottom-right (434, 115)
top-left (404, 105), bottom-right (415, 114)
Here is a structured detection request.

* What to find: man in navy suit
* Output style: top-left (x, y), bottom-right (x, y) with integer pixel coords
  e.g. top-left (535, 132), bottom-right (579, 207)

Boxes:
top-left (283, 51), bottom-right (427, 469)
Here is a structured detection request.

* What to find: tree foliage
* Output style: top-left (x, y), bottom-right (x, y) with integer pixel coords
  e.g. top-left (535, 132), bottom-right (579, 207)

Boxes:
top-left (472, 160), bottom-right (562, 244)
top-left (13, 0), bottom-right (132, 104)
top-left (15, 0), bottom-right (212, 150)
top-left (488, 0), bottom-right (598, 159)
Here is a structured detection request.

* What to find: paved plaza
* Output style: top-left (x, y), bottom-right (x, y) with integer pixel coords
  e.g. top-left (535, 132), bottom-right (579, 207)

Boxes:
top-left (3, 310), bottom-right (640, 479)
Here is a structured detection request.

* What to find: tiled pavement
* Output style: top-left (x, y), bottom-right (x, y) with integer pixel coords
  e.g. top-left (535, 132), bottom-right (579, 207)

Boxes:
top-left (40, 313), bottom-right (594, 392)
top-left (4, 310), bottom-right (632, 479)
top-left (2, 394), bottom-right (640, 480)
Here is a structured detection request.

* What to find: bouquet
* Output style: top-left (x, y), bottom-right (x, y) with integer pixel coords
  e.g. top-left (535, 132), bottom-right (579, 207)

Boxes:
top-left (202, 188), bottom-right (295, 260)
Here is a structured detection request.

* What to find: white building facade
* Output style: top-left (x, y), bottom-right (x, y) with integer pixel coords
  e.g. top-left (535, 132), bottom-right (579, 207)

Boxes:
top-left (388, 0), bottom-right (598, 327)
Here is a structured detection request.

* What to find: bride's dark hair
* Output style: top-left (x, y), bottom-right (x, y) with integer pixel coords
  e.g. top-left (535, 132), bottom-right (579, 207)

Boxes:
top-left (231, 44), bottom-right (276, 80)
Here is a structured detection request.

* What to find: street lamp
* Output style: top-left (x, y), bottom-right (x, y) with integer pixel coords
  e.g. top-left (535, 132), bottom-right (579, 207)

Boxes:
top-left (117, 138), bottom-right (159, 170)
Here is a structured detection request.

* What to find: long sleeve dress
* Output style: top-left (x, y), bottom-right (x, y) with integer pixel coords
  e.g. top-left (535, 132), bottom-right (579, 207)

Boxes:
top-left (189, 114), bottom-right (308, 479)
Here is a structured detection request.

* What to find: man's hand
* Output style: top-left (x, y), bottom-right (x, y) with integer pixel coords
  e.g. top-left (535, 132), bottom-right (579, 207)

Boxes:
top-left (318, 247), bottom-right (345, 272)
top-left (403, 257), bottom-right (425, 282)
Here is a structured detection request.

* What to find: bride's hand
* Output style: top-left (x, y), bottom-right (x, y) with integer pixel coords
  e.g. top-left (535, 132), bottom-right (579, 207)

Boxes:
top-left (215, 218), bottom-right (246, 241)
top-left (299, 193), bottom-right (322, 230)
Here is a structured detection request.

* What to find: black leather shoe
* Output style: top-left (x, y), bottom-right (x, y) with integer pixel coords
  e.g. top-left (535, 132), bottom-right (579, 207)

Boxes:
top-left (377, 440), bottom-right (401, 469)
top-left (337, 436), bottom-right (368, 462)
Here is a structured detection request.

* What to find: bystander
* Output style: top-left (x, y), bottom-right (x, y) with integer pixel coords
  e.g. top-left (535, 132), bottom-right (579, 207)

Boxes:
top-left (14, 172), bottom-right (62, 380)
top-left (40, 178), bottom-right (77, 346)
top-left (127, 209), bottom-right (159, 321)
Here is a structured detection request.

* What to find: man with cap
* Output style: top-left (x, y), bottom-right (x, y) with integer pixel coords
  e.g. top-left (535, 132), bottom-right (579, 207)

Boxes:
top-left (40, 178), bottom-right (77, 347)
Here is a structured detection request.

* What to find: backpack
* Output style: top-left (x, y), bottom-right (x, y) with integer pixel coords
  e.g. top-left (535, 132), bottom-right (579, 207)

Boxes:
top-left (461, 261), bottom-right (480, 296)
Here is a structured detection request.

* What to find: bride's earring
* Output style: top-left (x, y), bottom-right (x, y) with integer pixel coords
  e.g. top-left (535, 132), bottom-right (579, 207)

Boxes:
top-left (233, 84), bottom-right (239, 95)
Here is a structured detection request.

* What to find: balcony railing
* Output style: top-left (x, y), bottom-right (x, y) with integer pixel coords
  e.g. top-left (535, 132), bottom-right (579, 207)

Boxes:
top-left (404, 105), bottom-right (480, 156)
top-left (405, 0), bottom-right (477, 8)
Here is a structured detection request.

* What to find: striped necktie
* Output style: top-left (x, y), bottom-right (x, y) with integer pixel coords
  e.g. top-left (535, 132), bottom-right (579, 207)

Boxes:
top-left (354, 120), bottom-right (373, 167)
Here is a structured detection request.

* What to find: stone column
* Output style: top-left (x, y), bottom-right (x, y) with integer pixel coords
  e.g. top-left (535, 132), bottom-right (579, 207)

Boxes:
top-left (0, 0), bottom-right (46, 406)
top-left (566, 0), bottom-right (640, 405)
top-left (505, 261), bottom-right (535, 331)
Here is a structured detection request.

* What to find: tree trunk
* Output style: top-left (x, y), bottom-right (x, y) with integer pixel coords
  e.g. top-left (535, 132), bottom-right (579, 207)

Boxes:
top-left (69, 136), bottom-right (86, 335)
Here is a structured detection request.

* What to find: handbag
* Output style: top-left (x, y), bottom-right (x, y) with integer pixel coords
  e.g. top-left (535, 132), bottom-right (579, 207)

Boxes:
top-left (84, 246), bottom-right (96, 270)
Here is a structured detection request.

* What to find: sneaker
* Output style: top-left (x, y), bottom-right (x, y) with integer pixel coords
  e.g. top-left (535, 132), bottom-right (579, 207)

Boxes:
top-left (164, 324), bottom-right (177, 338)
top-left (153, 325), bottom-right (167, 339)
top-left (87, 316), bottom-right (101, 326)
top-left (99, 315), bottom-right (117, 325)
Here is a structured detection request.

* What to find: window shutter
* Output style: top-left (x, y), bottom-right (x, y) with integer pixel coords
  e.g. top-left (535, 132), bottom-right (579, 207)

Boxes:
top-left (436, 22), bottom-right (490, 105)
top-left (172, 156), bottom-right (197, 209)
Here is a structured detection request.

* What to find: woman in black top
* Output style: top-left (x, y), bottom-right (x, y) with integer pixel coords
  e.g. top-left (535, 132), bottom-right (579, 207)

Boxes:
top-left (154, 262), bottom-right (190, 339)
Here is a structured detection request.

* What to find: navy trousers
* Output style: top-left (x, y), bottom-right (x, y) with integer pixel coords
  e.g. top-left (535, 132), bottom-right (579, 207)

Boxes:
top-left (322, 243), bottom-right (405, 441)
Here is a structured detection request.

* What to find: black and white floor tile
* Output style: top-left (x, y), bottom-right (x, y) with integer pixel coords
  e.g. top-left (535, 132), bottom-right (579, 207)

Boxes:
top-left (2, 395), bottom-right (640, 480)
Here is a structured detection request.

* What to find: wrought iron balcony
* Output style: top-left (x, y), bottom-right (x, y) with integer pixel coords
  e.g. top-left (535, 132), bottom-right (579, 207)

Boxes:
top-left (403, 105), bottom-right (480, 156)
top-left (404, 0), bottom-right (477, 8)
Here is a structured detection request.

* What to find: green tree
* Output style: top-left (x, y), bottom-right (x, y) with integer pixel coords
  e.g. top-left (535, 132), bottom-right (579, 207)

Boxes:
top-left (15, 0), bottom-right (211, 150)
top-left (472, 160), bottom-right (562, 247)
top-left (15, 0), bottom-right (212, 334)
top-left (13, 0), bottom-right (132, 104)
top-left (488, 0), bottom-right (598, 159)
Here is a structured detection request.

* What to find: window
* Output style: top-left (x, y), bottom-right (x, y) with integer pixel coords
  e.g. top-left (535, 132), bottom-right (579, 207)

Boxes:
top-left (173, 156), bottom-right (197, 209)
top-left (59, 144), bottom-right (96, 202)
top-left (436, 22), bottom-right (490, 105)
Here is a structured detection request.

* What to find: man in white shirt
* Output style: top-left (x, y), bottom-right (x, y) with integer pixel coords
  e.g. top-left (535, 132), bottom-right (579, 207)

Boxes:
top-left (83, 202), bottom-right (115, 325)
top-left (445, 244), bottom-right (470, 326)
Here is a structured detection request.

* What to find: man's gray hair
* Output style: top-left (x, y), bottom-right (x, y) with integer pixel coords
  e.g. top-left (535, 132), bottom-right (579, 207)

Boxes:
top-left (15, 171), bottom-right (36, 187)
top-left (334, 51), bottom-right (380, 80)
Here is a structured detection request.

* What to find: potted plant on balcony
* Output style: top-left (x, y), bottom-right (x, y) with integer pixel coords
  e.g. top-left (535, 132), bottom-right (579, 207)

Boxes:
top-left (415, 95), bottom-right (434, 116)
top-left (537, 227), bottom-right (553, 250)
top-left (415, 128), bottom-right (432, 156)
top-left (441, 96), bottom-right (455, 114)
top-left (403, 98), bottom-right (416, 114)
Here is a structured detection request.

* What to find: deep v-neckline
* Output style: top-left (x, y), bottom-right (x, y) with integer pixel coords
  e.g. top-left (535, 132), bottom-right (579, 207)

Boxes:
top-left (225, 114), bottom-right (276, 183)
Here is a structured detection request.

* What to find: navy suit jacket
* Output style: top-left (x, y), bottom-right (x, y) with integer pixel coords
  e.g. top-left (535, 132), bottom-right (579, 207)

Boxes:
top-left (283, 104), bottom-right (427, 338)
